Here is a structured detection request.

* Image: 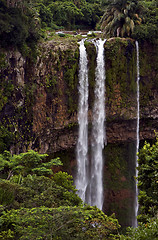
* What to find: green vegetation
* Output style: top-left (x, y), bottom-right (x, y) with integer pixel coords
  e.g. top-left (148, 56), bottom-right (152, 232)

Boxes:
top-left (132, 0), bottom-right (158, 43)
top-left (0, 0), bottom-right (157, 52)
top-left (0, 0), bottom-right (158, 239)
top-left (64, 48), bottom-right (79, 114)
top-left (0, 138), bottom-right (158, 239)
top-left (0, 0), bottom-right (103, 52)
top-left (0, 126), bottom-right (14, 154)
top-left (0, 150), bottom-right (120, 239)
top-left (118, 136), bottom-right (158, 239)
top-left (137, 135), bottom-right (158, 223)
top-left (0, 150), bottom-right (63, 178)
top-left (0, 0), bottom-right (40, 51)
top-left (105, 38), bottom-right (137, 120)
top-left (0, 206), bottom-right (121, 240)
top-left (120, 218), bottom-right (158, 240)
top-left (35, 0), bottom-right (103, 30)
top-left (100, 0), bottom-right (143, 38)
top-left (100, 0), bottom-right (158, 42)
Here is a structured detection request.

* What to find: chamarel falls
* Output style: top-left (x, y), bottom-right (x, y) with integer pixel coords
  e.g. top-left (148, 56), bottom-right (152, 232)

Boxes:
top-left (75, 39), bottom-right (140, 227)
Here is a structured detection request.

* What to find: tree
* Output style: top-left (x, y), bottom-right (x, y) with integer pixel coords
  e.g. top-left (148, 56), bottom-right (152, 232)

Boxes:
top-left (0, 150), bottom-right (82, 210)
top-left (0, 150), bottom-right (121, 240)
top-left (49, 1), bottom-right (83, 29)
top-left (120, 218), bottom-right (158, 240)
top-left (137, 135), bottom-right (158, 223)
top-left (100, 0), bottom-right (143, 38)
top-left (0, 205), bottom-right (120, 240)
top-left (0, 150), bottom-right (62, 179)
top-left (0, 126), bottom-right (13, 154)
top-left (0, 0), bottom-right (40, 51)
top-left (79, 2), bottom-right (103, 29)
top-left (36, 3), bottom-right (54, 28)
top-left (0, 174), bottom-right (82, 209)
top-left (119, 135), bottom-right (158, 239)
top-left (132, 0), bottom-right (158, 42)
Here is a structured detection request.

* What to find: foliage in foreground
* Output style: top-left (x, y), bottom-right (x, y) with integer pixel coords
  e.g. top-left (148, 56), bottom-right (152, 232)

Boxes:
top-left (120, 218), bottom-right (158, 240)
top-left (0, 205), bottom-right (120, 240)
top-left (0, 150), bottom-right (120, 239)
top-left (0, 150), bottom-right (81, 209)
top-left (1, 137), bottom-right (158, 239)
top-left (137, 136), bottom-right (158, 223)
top-left (119, 136), bottom-right (158, 239)
top-left (0, 150), bottom-right (62, 179)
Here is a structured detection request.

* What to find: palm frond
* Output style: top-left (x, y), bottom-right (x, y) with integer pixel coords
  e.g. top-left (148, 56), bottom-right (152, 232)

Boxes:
top-left (130, 19), bottom-right (135, 32)
top-left (125, 16), bottom-right (131, 24)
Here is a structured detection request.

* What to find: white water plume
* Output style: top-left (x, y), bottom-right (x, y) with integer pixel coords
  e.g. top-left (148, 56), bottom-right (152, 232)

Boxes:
top-left (90, 39), bottom-right (106, 210)
top-left (75, 39), bottom-right (89, 202)
top-left (133, 40), bottom-right (140, 227)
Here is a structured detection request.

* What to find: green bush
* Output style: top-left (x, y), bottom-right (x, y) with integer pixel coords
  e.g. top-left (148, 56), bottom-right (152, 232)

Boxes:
top-left (0, 206), bottom-right (120, 240)
top-left (0, 1), bottom-right (40, 51)
top-left (120, 218), bottom-right (158, 240)
top-left (132, 0), bottom-right (158, 42)
top-left (137, 136), bottom-right (158, 223)
top-left (0, 149), bottom-right (120, 240)
top-left (0, 150), bottom-right (62, 178)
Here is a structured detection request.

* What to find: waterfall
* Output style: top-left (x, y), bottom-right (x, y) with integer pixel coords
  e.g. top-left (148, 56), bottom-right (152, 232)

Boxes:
top-left (76, 38), bottom-right (106, 210)
top-left (134, 40), bottom-right (140, 227)
top-left (90, 39), bottom-right (106, 210)
top-left (75, 39), bottom-right (89, 202)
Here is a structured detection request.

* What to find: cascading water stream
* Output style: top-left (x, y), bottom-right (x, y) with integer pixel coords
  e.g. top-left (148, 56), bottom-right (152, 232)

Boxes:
top-left (75, 39), bottom-right (89, 202)
top-left (90, 39), bottom-right (106, 210)
top-left (134, 40), bottom-right (140, 227)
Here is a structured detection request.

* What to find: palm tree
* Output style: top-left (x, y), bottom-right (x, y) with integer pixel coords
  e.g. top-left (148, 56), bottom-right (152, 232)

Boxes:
top-left (100, 0), bottom-right (143, 38)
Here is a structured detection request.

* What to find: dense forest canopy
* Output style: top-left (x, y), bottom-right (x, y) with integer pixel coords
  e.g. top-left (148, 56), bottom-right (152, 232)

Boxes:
top-left (0, 150), bottom-right (121, 239)
top-left (0, 0), bottom-right (158, 51)
top-left (0, 142), bottom-right (158, 239)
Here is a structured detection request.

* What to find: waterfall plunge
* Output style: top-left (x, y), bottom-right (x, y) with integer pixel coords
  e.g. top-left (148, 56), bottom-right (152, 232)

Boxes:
top-left (90, 39), bottom-right (106, 210)
top-left (76, 38), bottom-right (140, 223)
top-left (75, 39), bottom-right (89, 202)
top-left (76, 39), bottom-right (106, 210)
top-left (133, 40), bottom-right (140, 227)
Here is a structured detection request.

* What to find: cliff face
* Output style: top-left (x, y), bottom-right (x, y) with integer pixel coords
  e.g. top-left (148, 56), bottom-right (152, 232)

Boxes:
top-left (0, 38), bottom-right (157, 153)
top-left (0, 37), bottom-right (158, 227)
top-left (105, 38), bottom-right (158, 143)
top-left (0, 39), bottom-right (79, 153)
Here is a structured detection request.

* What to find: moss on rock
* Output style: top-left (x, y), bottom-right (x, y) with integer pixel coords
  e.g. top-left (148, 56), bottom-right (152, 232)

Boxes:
top-left (105, 38), bottom-right (137, 120)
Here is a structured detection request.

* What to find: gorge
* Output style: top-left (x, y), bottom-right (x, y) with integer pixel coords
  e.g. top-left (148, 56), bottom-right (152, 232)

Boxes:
top-left (0, 36), bottom-right (158, 227)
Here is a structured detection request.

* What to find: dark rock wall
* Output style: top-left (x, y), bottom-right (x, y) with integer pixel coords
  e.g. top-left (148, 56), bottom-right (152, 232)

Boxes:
top-left (0, 40), bottom-right (79, 153)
